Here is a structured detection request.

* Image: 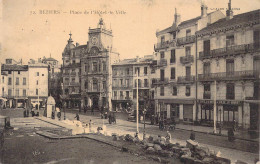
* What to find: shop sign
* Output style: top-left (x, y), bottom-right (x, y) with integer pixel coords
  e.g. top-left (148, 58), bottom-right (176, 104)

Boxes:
top-left (198, 99), bottom-right (242, 105)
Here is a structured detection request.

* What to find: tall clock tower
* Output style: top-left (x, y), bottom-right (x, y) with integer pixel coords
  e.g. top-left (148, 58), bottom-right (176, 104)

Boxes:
top-left (88, 18), bottom-right (113, 53)
top-left (81, 18), bottom-right (119, 112)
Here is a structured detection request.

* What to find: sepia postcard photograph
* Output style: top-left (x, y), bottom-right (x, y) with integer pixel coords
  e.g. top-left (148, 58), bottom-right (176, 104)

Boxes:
top-left (0, 0), bottom-right (259, 163)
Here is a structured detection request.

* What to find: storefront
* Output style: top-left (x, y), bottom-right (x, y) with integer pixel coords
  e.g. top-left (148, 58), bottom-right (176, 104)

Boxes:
top-left (183, 104), bottom-right (193, 122)
top-left (156, 99), bottom-right (194, 122)
top-left (201, 104), bottom-right (214, 123)
top-left (198, 99), bottom-right (242, 127)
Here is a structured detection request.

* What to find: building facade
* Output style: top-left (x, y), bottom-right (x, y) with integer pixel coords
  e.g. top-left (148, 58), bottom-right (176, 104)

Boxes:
top-left (111, 55), bottom-right (154, 112)
top-left (1, 59), bottom-right (49, 108)
top-left (81, 19), bottom-right (120, 111)
top-left (28, 63), bottom-right (49, 108)
top-left (42, 56), bottom-right (62, 107)
top-left (62, 33), bottom-right (83, 109)
top-left (196, 7), bottom-right (260, 129)
top-left (153, 6), bottom-right (225, 123)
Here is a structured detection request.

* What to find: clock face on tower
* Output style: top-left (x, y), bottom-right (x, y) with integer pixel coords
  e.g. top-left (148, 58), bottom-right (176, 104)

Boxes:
top-left (91, 36), bottom-right (98, 45)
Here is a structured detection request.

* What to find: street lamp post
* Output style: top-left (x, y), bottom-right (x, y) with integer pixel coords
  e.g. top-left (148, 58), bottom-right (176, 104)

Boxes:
top-left (143, 108), bottom-right (147, 140)
top-left (136, 69), bottom-right (139, 134)
top-left (37, 77), bottom-right (40, 116)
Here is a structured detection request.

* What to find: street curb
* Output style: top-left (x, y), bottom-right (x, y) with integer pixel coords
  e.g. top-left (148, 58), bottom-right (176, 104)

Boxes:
top-left (135, 121), bottom-right (259, 143)
top-left (35, 117), bottom-right (66, 129)
top-left (36, 115), bottom-right (259, 143)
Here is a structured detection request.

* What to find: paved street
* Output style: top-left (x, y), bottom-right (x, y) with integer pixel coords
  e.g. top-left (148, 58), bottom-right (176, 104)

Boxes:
top-left (0, 109), bottom-right (159, 164)
top-left (1, 108), bottom-right (259, 163)
top-left (62, 110), bottom-right (259, 164)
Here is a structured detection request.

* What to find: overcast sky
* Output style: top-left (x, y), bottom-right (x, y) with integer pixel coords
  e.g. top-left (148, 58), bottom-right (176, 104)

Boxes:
top-left (1, 0), bottom-right (260, 64)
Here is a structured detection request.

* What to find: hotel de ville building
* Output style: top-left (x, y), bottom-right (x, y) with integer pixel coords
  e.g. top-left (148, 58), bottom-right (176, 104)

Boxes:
top-left (61, 19), bottom-right (119, 111)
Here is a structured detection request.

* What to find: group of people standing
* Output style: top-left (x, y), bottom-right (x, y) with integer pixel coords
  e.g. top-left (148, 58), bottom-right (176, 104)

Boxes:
top-left (23, 105), bottom-right (39, 117)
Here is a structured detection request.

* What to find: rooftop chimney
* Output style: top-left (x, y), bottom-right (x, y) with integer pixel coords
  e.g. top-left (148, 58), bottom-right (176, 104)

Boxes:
top-left (201, 3), bottom-right (207, 18)
top-left (226, 0), bottom-right (233, 20)
top-left (136, 56), bottom-right (139, 62)
top-left (174, 8), bottom-right (181, 26)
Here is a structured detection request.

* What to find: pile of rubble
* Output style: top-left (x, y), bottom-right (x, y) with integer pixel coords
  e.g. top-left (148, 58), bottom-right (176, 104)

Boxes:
top-left (112, 133), bottom-right (232, 164)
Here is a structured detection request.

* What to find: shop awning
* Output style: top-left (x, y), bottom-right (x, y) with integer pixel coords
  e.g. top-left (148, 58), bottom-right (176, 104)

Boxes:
top-left (157, 99), bottom-right (194, 104)
top-left (0, 98), bottom-right (7, 101)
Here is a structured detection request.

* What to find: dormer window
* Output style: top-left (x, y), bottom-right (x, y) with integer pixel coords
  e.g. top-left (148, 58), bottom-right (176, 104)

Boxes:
top-left (161, 36), bottom-right (165, 43)
top-left (226, 35), bottom-right (234, 47)
top-left (186, 29), bottom-right (191, 37)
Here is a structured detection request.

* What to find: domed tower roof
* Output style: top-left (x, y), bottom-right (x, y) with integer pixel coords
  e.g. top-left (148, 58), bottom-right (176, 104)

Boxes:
top-left (47, 96), bottom-right (55, 105)
top-left (63, 32), bottom-right (75, 53)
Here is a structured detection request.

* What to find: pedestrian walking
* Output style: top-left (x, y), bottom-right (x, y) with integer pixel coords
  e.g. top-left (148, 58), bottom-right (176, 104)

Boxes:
top-left (89, 120), bottom-right (92, 132)
top-left (84, 105), bottom-right (87, 113)
top-left (56, 107), bottom-right (61, 120)
top-left (165, 131), bottom-right (171, 144)
top-left (75, 113), bottom-right (80, 121)
top-left (91, 106), bottom-right (94, 115)
top-left (190, 130), bottom-right (195, 140)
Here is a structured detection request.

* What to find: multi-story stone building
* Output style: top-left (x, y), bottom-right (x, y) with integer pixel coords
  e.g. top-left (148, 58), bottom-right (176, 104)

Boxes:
top-left (62, 33), bottom-right (83, 109)
top-left (42, 55), bottom-right (62, 107)
top-left (61, 19), bottom-right (120, 111)
top-left (111, 55), bottom-right (154, 111)
top-left (196, 5), bottom-right (260, 130)
top-left (153, 5), bottom-right (225, 122)
top-left (81, 19), bottom-right (119, 111)
top-left (27, 62), bottom-right (49, 108)
top-left (1, 58), bottom-right (49, 108)
top-left (1, 59), bottom-right (29, 108)
top-left (0, 62), bottom-right (8, 108)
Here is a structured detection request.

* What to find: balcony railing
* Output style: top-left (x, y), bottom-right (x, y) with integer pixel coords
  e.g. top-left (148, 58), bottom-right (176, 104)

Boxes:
top-left (177, 35), bottom-right (195, 46)
top-left (170, 59), bottom-right (176, 64)
top-left (85, 88), bottom-right (102, 93)
top-left (64, 82), bottom-right (70, 86)
top-left (199, 43), bottom-right (259, 59)
top-left (63, 72), bottom-right (70, 75)
top-left (203, 92), bottom-right (211, 99)
top-left (152, 78), bottom-right (169, 85)
top-left (154, 40), bottom-right (176, 51)
top-left (70, 72), bottom-right (77, 75)
top-left (157, 59), bottom-right (167, 67)
top-left (198, 70), bottom-right (256, 81)
top-left (63, 63), bottom-right (81, 68)
top-left (112, 96), bottom-right (132, 100)
top-left (69, 82), bottom-right (80, 86)
top-left (180, 55), bottom-right (194, 64)
top-left (112, 85), bottom-right (132, 89)
top-left (177, 76), bottom-right (195, 84)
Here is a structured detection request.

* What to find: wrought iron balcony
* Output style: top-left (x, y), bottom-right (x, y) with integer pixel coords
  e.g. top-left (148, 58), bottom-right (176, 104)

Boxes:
top-left (112, 96), bottom-right (131, 100)
top-left (203, 92), bottom-right (211, 99)
top-left (154, 40), bottom-right (176, 51)
top-left (64, 82), bottom-right (70, 86)
top-left (69, 82), bottom-right (80, 86)
top-left (112, 85), bottom-right (132, 90)
top-left (70, 72), bottom-right (77, 75)
top-left (63, 63), bottom-right (81, 68)
top-left (152, 78), bottom-right (169, 85)
top-left (180, 55), bottom-right (194, 64)
top-left (157, 59), bottom-right (167, 67)
top-left (199, 43), bottom-right (259, 59)
top-left (198, 70), bottom-right (256, 81)
top-left (170, 59), bottom-right (176, 64)
top-left (177, 76), bottom-right (195, 84)
top-left (177, 35), bottom-right (195, 46)
top-left (85, 88), bottom-right (102, 93)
